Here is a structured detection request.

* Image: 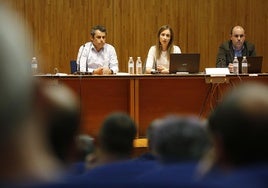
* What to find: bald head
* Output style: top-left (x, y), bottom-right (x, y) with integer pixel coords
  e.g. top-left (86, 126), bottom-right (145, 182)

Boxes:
top-left (230, 25), bottom-right (246, 50)
top-left (230, 26), bottom-right (245, 35)
top-left (216, 82), bottom-right (268, 117)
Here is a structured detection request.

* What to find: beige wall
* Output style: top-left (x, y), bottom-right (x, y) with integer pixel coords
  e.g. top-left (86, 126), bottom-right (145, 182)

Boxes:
top-left (2, 0), bottom-right (268, 73)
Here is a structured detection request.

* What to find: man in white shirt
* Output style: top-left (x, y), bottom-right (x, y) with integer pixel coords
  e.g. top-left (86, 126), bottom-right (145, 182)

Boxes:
top-left (77, 25), bottom-right (119, 75)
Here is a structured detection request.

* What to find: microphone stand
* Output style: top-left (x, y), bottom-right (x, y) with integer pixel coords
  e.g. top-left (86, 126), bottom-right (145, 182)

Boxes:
top-left (77, 44), bottom-right (85, 73)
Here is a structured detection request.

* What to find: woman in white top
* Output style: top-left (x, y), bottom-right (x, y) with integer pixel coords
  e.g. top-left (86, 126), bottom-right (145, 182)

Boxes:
top-left (145, 25), bottom-right (181, 74)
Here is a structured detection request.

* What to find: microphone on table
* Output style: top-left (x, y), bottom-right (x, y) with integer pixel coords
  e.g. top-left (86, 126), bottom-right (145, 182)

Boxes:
top-left (151, 57), bottom-right (160, 74)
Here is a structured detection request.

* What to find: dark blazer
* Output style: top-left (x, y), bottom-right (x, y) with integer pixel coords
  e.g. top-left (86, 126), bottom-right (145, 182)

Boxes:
top-left (216, 40), bottom-right (256, 67)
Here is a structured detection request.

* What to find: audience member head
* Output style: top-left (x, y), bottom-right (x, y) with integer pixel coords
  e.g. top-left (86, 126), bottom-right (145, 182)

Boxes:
top-left (34, 81), bottom-right (81, 164)
top-left (230, 25), bottom-right (246, 50)
top-left (0, 4), bottom-right (33, 144)
top-left (0, 5), bottom-right (65, 183)
top-left (75, 134), bottom-right (95, 161)
top-left (153, 115), bottom-right (210, 163)
top-left (98, 112), bottom-right (137, 158)
top-left (208, 82), bottom-right (268, 167)
top-left (146, 118), bottom-right (163, 156)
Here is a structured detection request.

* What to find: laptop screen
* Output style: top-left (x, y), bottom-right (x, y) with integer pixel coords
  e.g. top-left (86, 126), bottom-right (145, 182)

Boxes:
top-left (237, 56), bottom-right (263, 73)
top-left (169, 53), bottom-right (200, 74)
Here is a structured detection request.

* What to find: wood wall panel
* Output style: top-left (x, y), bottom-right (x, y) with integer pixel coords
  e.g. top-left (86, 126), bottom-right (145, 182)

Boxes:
top-left (1, 0), bottom-right (268, 73)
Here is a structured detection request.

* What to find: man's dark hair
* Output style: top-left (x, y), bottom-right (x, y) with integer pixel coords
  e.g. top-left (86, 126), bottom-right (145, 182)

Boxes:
top-left (90, 25), bottom-right (107, 37)
top-left (99, 112), bottom-right (137, 156)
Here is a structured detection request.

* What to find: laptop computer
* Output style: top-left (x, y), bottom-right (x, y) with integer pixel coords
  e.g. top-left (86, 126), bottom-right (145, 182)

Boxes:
top-left (169, 53), bottom-right (200, 74)
top-left (237, 56), bottom-right (263, 73)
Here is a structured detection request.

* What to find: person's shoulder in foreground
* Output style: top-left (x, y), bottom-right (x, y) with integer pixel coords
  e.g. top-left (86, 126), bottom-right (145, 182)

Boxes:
top-left (196, 82), bottom-right (268, 188)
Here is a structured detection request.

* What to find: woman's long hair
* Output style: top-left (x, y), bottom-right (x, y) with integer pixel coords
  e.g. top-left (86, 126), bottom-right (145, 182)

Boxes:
top-left (155, 25), bottom-right (175, 61)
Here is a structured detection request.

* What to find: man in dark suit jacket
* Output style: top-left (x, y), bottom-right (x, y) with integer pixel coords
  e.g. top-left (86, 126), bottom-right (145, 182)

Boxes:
top-left (216, 25), bottom-right (256, 72)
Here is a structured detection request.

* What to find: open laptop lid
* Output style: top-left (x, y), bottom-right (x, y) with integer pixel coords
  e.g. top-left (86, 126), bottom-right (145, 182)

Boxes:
top-left (237, 56), bottom-right (263, 73)
top-left (169, 53), bottom-right (200, 74)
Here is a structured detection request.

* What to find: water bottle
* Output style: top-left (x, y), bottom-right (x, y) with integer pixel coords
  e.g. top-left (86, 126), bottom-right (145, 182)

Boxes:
top-left (136, 57), bottom-right (143, 74)
top-left (241, 56), bottom-right (248, 74)
top-left (233, 56), bottom-right (239, 74)
top-left (128, 57), bottom-right (134, 74)
top-left (31, 57), bottom-right (38, 75)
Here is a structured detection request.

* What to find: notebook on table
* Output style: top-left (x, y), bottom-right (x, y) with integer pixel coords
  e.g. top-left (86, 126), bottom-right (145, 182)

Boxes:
top-left (169, 53), bottom-right (200, 74)
top-left (237, 56), bottom-right (263, 73)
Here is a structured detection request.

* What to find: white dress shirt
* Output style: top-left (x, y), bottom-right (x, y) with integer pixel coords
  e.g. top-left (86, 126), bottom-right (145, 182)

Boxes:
top-left (76, 42), bottom-right (119, 73)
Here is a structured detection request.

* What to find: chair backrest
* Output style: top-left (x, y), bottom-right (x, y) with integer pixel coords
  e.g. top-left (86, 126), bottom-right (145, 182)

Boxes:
top-left (70, 60), bottom-right (77, 74)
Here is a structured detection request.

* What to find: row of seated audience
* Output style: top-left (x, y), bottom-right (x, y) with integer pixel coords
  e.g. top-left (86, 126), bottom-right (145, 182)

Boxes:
top-left (60, 112), bottom-right (210, 187)
top-left (1, 3), bottom-right (268, 188)
top-left (63, 82), bottom-right (268, 188)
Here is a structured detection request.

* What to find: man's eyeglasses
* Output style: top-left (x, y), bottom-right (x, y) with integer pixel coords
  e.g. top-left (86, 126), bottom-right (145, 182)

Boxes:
top-left (233, 34), bottom-right (244, 38)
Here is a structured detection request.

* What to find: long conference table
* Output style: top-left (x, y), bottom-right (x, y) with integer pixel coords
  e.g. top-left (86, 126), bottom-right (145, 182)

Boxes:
top-left (37, 73), bottom-right (268, 138)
